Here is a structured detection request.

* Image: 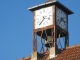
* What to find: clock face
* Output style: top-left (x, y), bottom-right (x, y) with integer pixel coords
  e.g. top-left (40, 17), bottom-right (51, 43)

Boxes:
top-left (56, 7), bottom-right (67, 31)
top-left (35, 6), bottom-right (53, 29)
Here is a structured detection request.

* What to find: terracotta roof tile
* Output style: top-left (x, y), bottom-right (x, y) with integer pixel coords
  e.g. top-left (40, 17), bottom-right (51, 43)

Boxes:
top-left (23, 45), bottom-right (80, 60)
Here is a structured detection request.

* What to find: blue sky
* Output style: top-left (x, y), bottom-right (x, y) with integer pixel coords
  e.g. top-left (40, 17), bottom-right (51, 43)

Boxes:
top-left (0, 0), bottom-right (80, 60)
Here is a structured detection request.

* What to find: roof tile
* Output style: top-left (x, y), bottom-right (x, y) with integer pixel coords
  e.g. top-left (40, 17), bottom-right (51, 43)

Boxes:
top-left (23, 45), bottom-right (80, 60)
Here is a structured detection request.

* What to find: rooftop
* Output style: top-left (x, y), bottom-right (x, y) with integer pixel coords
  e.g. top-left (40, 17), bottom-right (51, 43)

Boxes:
top-left (20, 44), bottom-right (80, 60)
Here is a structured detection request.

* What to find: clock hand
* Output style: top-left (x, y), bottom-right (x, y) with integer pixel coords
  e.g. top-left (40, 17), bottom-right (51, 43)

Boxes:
top-left (59, 17), bottom-right (65, 24)
top-left (45, 18), bottom-right (50, 20)
top-left (44, 16), bottom-right (50, 20)
top-left (60, 17), bottom-right (67, 26)
top-left (39, 17), bottom-right (45, 25)
top-left (61, 18), bottom-right (66, 23)
top-left (59, 18), bottom-right (62, 25)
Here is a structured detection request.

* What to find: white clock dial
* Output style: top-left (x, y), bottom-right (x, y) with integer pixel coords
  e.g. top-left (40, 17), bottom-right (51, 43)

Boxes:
top-left (56, 7), bottom-right (67, 31)
top-left (35, 6), bottom-right (53, 29)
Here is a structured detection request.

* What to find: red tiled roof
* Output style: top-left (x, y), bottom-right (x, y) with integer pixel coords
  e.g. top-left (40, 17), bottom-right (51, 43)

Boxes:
top-left (23, 45), bottom-right (80, 60)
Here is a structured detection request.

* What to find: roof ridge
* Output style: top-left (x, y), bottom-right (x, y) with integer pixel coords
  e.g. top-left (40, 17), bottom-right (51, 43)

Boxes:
top-left (66, 44), bottom-right (80, 49)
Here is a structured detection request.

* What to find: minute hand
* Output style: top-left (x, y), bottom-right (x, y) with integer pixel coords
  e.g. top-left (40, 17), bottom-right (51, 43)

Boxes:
top-left (39, 17), bottom-right (45, 25)
top-left (45, 17), bottom-right (50, 20)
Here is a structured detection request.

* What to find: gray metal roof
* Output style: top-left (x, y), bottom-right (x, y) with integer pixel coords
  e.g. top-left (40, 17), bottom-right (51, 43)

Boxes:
top-left (28, 0), bottom-right (73, 15)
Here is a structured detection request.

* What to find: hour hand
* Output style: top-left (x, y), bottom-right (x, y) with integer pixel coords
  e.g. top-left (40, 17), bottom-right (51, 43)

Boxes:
top-left (45, 17), bottom-right (50, 20)
top-left (62, 18), bottom-right (66, 23)
top-left (39, 17), bottom-right (45, 25)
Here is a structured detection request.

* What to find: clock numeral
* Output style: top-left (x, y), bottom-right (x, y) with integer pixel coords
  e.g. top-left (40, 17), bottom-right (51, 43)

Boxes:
top-left (61, 10), bottom-right (62, 14)
top-left (37, 15), bottom-right (40, 16)
top-left (61, 24), bottom-right (62, 28)
top-left (57, 19), bottom-right (60, 25)
top-left (37, 21), bottom-right (40, 23)
top-left (43, 9), bottom-right (45, 12)
top-left (56, 15), bottom-right (58, 17)
top-left (49, 15), bottom-right (52, 16)
top-left (46, 21), bottom-right (48, 24)
top-left (43, 23), bottom-right (45, 25)
top-left (59, 10), bottom-right (61, 13)
top-left (64, 23), bottom-right (67, 27)
top-left (36, 18), bottom-right (39, 20)
top-left (40, 11), bottom-right (42, 14)
top-left (46, 8), bottom-right (48, 12)
top-left (48, 11), bottom-right (51, 14)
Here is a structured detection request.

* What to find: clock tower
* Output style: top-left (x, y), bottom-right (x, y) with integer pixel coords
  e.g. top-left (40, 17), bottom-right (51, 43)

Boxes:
top-left (28, 0), bottom-right (73, 60)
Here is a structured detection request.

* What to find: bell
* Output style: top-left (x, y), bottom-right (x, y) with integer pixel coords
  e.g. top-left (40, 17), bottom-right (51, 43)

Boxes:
top-left (45, 36), bottom-right (53, 47)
